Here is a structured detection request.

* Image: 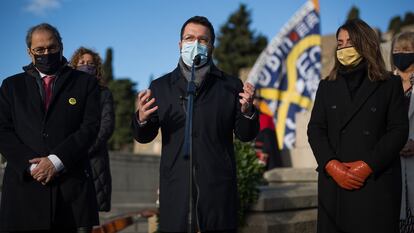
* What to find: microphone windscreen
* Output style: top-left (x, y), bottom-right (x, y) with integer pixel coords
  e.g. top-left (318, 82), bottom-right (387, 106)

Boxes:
top-left (193, 54), bottom-right (201, 66)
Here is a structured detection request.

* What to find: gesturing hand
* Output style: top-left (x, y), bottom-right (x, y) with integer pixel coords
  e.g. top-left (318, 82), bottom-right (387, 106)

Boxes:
top-left (239, 82), bottom-right (255, 114)
top-left (137, 89), bottom-right (158, 123)
top-left (29, 157), bottom-right (57, 185)
top-left (325, 160), bottom-right (364, 190)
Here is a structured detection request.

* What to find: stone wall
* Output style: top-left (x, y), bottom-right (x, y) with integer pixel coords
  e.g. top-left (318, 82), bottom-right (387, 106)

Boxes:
top-left (101, 152), bottom-right (161, 233)
top-left (241, 168), bottom-right (318, 233)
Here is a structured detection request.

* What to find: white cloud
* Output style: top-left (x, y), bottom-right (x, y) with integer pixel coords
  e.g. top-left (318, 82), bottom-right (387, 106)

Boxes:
top-left (24, 0), bottom-right (62, 16)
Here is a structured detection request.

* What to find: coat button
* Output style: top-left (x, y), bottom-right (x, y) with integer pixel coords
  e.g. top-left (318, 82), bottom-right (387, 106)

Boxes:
top-left (371, 107), bottom-right (377, 112)
top-left (341, 129), bottom-right (346, 134)
top-left (42, 132), bottom-right (48, 138)
top-left (363, 130), bottom-right (370, 135)
top-left (331, 105), bottom-right (337, 109)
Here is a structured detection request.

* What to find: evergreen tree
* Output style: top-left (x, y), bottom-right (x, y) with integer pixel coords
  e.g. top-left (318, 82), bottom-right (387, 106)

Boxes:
top-left (101, 47), bottom-right (137, 151)
top-left (346, 5), bottom-right (360, 21)
top-left (402, 12), bottom-right (414, 27)
top-left (388, 16), bottom-right (402, 33)
top-left (108, 78), bottom-right (137, 151)
top-left (102, 48), bottom-right (114, 83)
top-left (214, 4), bottom-right (267, 76)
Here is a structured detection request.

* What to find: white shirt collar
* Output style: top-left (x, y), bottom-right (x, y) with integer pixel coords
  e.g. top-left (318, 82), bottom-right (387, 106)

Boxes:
top-left (37, 69), bottom-right (56, 78)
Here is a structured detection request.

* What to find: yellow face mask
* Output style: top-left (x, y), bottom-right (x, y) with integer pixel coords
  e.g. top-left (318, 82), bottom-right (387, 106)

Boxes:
top-left (336, 46), bottom-right (362, 67)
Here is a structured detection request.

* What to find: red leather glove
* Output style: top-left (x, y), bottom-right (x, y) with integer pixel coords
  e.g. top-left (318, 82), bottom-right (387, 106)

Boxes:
top-left (343, 161), bottom-right (373, 182)
top-left (325, 160), bottom-right (364, 190)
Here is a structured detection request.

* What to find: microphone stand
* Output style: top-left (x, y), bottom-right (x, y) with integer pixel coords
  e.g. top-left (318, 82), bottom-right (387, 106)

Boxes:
top-left (183, 54), bottom-right (201, 233)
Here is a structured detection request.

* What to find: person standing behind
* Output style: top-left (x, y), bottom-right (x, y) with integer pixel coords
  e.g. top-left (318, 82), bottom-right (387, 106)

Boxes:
top-left (70, 47), bottom-right (115, 212)
top-left (0, 23), bottom-right (100, 232)
top-left (390, 31), bottom-right (414, 233)
top-left (307, 19), bottom-right (408, 233)
top-left (252, 95), bottom-right (282, 169)
top-left (133, 16), bottom-right (259, 233)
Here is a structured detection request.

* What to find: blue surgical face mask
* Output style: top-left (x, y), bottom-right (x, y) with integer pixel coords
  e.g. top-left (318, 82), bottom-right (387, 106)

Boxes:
top-left (180, 41), bottom-right (209, 67)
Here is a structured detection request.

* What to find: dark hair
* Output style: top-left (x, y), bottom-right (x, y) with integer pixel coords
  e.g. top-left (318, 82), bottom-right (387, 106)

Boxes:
top-left (328, 19), bottom-right (388, 81)
top-left (70, 47), bottom-right (105, 86)
top-left (180, 16), bottom-right (215, 45)
top-left (26, 23), bottom-right (62, 49)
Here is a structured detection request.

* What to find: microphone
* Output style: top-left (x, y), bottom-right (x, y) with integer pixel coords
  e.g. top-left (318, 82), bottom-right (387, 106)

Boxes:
top-left (193, 54), bottom-right (201, 66)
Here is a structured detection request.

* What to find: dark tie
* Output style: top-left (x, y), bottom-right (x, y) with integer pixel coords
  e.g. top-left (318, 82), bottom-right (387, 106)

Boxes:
top-left (43, 75), bottom-right (55, 110)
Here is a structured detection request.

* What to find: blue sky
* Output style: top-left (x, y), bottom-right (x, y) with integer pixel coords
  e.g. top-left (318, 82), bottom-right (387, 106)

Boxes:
top-left (0, 0), bottom-right (412, 90)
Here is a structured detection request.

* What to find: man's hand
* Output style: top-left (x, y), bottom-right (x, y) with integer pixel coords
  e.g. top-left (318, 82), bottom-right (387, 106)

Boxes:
top-left (239, 82), bottom-right (255, 114)
top-left (29, 157), bottom-right (57, 185)
top-left (325, 160), bottom-right (364, 190)
top-left (343, 161), bottom-right (373, 182)
top-left (137, 89), bottom-right (158, 123)
top-left (401, 139), bottom-right (414, 157)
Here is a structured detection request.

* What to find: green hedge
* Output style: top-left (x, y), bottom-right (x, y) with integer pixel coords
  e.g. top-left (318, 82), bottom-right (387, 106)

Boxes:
top-left (234, 139), bottom-right (265, 226)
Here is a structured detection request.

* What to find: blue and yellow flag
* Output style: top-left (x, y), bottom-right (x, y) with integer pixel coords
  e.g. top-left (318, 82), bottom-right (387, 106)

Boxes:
top-left (248, 0), bottom-right (321, 150)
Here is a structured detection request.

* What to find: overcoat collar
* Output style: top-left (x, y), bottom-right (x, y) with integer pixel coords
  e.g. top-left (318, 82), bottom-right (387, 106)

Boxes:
top-left (336, 75), bottom-right (380, 129)
top-left (170, 63), bottom-right (224, 99)
top-left (22, 59), bottom-right (73, 117)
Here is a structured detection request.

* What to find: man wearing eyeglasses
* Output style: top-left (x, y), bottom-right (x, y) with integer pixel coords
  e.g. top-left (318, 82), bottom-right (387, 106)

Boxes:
top-left (133, 16), bottom-right (259, 233)
top-left (0, 23), bottom-right (100, 233)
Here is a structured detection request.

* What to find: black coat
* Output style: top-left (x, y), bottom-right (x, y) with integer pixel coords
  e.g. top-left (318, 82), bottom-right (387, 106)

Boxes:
top-left (307, 74), bottom-right (408, 233)
top-left (132, 65), bottom-right (259, 232)
top-left (89, 87), bottom-right (115, 212)
top-left (0, 63), bottom-right (100, 231)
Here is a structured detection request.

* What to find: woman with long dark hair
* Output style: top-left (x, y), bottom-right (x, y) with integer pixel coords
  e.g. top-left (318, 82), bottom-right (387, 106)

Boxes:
top-left (308, 19), bottom-right (408, 233)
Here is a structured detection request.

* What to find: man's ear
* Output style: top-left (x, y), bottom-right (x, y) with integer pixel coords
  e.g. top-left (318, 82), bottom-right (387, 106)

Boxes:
top-left (27, 47), bottom-right (35, 64)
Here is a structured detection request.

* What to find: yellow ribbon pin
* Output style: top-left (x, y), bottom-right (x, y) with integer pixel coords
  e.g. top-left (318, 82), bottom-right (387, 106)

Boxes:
top-left (68, 98), bottom-right (77, 105)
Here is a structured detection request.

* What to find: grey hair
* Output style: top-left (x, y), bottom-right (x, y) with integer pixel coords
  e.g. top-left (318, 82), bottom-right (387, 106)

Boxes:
top-left (390, 31), bottom-right (414, 70)
top-left (25, 23), bottom-right (62, 48)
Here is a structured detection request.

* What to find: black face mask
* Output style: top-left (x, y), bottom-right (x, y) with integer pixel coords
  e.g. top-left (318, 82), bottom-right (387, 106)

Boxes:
top-left (34, 51), bottom-right (62, 75)
top-left (393, 53), bottom-right (414, 72)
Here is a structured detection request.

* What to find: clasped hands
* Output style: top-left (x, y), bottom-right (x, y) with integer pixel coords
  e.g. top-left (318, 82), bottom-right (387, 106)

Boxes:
top-left (325, 160), bottom-right (373, 190)
top-left (29, 157), bottom-right (57, 185)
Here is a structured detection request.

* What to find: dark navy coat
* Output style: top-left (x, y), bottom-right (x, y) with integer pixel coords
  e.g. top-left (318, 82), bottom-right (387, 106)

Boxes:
top-left (133, 64), bottom-right (259, 232)
top-left (0, 63), bottom-right (100, 231)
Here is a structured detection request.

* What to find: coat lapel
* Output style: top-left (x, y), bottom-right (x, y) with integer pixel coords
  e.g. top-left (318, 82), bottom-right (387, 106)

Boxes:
top-left (23, 64), bottom-right (45, 117)
top-left (340, 77), bottom-right (379, 129)
top-left (335, 76), bottom-right (352, 118)
top-left (171, 67), bottom-right (187, 96)
top-left (48, 66), bottom-right (72, 113)
top-left (24, 73), bottom-right (44, 117)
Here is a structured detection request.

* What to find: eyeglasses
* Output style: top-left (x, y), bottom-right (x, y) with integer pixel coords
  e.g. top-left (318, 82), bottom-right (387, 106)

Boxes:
top-left (182, 34), bottom-right (210, 45)
top-left (31, 45), bottom-right (60, 55)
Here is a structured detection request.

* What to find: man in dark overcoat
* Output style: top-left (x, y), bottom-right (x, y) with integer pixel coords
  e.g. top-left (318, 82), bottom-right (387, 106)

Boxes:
top-left (132, 16), bottom-right (259, 233)
top-left (0, 23), bottom-right (100, 232)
